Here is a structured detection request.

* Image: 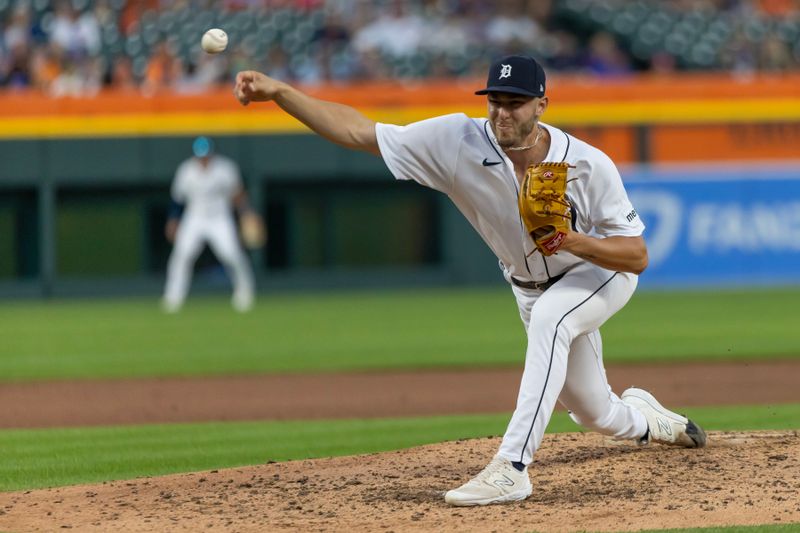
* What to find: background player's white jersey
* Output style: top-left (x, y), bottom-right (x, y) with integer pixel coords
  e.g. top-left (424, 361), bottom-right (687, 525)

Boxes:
top-left (172, 156), bottom-right (242, 219)
top-left (376, 114), bottom-right (645, 284)
top-left (163, 153), bottom-right (254, 312)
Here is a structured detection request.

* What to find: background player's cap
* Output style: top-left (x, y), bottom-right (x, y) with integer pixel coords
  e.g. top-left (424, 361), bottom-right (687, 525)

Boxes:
top-left (475, 55), bottom-right (546, 97)
top-left (192, 136), bottom-right (214, 158)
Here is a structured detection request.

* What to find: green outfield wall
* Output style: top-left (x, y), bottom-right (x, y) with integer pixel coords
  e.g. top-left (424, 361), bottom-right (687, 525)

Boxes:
top-left (4, 132), bottom-right (798, 297)
top-left (0, 134), bottom-right (498, 297)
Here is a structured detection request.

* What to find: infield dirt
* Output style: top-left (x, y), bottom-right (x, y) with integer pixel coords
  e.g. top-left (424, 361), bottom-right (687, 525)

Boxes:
top-left (1, 360), bottom-right (798, 428)
top-left (1, 431), bottom-right (798, 532)
top-left (1, 360), bottom-right (799, 532)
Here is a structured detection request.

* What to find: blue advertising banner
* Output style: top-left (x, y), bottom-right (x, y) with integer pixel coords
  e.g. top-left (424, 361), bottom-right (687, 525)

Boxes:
top-left (622, 165), bottom-right (800, 288)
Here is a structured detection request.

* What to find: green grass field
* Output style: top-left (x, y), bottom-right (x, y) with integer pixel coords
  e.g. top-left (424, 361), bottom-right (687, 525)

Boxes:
top-left (1, 287), bottom-right (798, 531)
top-left (0, 287), bottom-right (798, 381)
top-left (1, 403), bottom-right (799, 492)
top-left (620, 526), bottom-right (800, 533)
top-left (527, 526), bottom-right (799, 532)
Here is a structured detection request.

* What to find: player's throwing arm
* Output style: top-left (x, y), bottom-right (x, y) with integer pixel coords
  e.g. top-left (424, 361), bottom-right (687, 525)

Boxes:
top-left (233, 72), bottom-right (380, 155)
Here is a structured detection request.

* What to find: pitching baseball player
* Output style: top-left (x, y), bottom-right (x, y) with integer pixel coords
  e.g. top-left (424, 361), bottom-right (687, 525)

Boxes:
top-left (162, 136), bottom-right (256, 313)
top-left (232, 54), bottom-right (706, 505)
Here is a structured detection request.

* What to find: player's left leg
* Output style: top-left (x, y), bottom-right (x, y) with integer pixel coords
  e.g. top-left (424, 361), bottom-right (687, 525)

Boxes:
top-left (207, 216), bottom-right (255, 312)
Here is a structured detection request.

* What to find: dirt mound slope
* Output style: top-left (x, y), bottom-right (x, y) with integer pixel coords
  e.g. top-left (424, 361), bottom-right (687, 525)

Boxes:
top-left (2, 431), bottom-right (798, 532)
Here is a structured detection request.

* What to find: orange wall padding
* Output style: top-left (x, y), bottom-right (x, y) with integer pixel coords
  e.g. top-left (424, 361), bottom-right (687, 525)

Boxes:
top-left (1, 72), bottom-right (799, 116)
top-left (652, 124), bottom-right (800, 162)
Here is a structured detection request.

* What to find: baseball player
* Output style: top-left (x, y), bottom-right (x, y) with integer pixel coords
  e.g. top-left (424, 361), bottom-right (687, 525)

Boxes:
top-left (162, 136), bottom-right (257, 313)
top-left (232, 55), bottom-right (706, 505)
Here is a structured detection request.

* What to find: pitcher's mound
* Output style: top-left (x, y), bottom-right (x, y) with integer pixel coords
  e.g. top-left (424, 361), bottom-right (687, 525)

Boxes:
top-left (2, 431), bottom-right (799, 532)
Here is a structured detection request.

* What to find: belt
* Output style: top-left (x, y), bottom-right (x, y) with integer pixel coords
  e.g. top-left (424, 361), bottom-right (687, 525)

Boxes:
top-left (510, 272), bottom-right (566, 291)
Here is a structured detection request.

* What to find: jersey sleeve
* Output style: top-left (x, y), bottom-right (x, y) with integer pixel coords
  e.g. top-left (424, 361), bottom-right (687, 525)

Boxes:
top-left (224, 158), bottom-right (244, 199)
top-left (375, 113), bottom-right (467, 194)
top-left (584, 151), bottom-right (645, 237)
top-left (170, 162), bottom-right (189, 203)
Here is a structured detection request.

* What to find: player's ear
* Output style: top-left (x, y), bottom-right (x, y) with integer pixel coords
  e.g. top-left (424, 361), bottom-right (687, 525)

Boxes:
top-left (535, 96), bottom-right (548, 119)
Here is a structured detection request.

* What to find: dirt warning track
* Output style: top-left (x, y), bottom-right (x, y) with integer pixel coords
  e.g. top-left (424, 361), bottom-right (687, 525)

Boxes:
top-left (1, 359), bottom-right (798, 429)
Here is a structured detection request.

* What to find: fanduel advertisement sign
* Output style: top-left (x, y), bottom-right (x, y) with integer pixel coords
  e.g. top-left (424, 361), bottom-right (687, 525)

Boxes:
top-left (623, 165), bottom-right (800, 288)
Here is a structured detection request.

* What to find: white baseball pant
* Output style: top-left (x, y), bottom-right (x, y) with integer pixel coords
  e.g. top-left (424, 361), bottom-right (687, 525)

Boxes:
top-left (163, 214), bottom-right (254, 311)
top-left (498, 262), bottom-right (648, 465)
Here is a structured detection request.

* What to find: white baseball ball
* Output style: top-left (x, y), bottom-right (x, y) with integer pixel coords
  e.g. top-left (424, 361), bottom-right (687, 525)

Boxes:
top-left (201, 28), bottom-right (228, 54)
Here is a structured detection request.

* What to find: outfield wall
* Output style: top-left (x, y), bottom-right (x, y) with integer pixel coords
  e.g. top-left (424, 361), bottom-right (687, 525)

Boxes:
top-left (0, 74), bottom-right (798, 297)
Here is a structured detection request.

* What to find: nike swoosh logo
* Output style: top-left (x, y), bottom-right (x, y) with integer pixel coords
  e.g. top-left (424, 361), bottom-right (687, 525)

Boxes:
top-left (482, 158), bottom-right (502, 166)
top-left (493, 475), bottom-right (515, 488)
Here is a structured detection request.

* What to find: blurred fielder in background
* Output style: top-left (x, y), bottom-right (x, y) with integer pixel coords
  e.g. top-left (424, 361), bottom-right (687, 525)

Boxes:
top-left (232, 55), bottom-right (706, 506)
top-left (162, 136), bottom-right (264, 313)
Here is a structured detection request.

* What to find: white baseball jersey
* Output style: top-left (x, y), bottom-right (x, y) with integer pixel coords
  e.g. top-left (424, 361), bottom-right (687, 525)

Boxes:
top-left (171, 155), bottom-right (242, 220)
top-left (375, 114), bottom-right (645, 284)
top-left (376, 113), bottom-right (650, 466)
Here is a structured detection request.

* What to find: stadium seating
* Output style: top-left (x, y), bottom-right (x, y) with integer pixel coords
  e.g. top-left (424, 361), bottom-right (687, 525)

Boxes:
top-left (1, 0), bottom-right (798, 92)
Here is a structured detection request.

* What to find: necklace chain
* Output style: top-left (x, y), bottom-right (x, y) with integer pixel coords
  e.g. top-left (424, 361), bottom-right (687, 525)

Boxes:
top-left (505, 127), bottom-right (542, 152)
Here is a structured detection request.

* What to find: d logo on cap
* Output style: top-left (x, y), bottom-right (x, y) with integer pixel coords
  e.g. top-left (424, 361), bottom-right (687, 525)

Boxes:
top-left (475, 55), bottom-right (546, 98)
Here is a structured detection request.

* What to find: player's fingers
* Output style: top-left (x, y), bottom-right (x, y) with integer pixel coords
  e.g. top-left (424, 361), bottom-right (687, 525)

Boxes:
top-left (233, 84), bottom-right (250, 106)
top-left (233, 71), bottom-right (265, 105)
top-left (235, 71), bottom-right (254, 84)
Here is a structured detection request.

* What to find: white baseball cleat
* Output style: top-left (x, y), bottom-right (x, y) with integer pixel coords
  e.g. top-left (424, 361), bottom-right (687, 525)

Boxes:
top-left (232, 291), bottom-right (254, 313)
top-left (161, 298), bottom-right (182, 314)
top-left (444, 455), bottom-right (532, 506)
top-left (621, 387), bottom-right (707, 448)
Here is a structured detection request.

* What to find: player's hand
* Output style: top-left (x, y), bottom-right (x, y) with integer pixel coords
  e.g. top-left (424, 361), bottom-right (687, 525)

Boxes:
top-left (555, 230), bottom-right (581, 253)
top-left (165, 219), bottom-right (179, 243)
top-left (233, 71), bottom-right (282, 106)
top-left (240, 210), bottom-right (267, 249)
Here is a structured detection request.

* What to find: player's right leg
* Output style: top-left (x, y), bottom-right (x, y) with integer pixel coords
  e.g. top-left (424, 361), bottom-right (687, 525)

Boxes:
top-left (558, 331), bottom-right (647, 439)
top-left (559, 331), bottom-right (706, 448)
top-left (620, 387), bottom-right (707, 447)
top-left (163, 219), bottom-right (205, 312)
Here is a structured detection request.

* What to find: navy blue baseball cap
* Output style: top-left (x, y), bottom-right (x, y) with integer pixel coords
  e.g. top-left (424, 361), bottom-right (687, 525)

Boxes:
top-left (192, 136), bottom-right (214, 157)
top-left (475, 55), bottom-right (546, 97)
